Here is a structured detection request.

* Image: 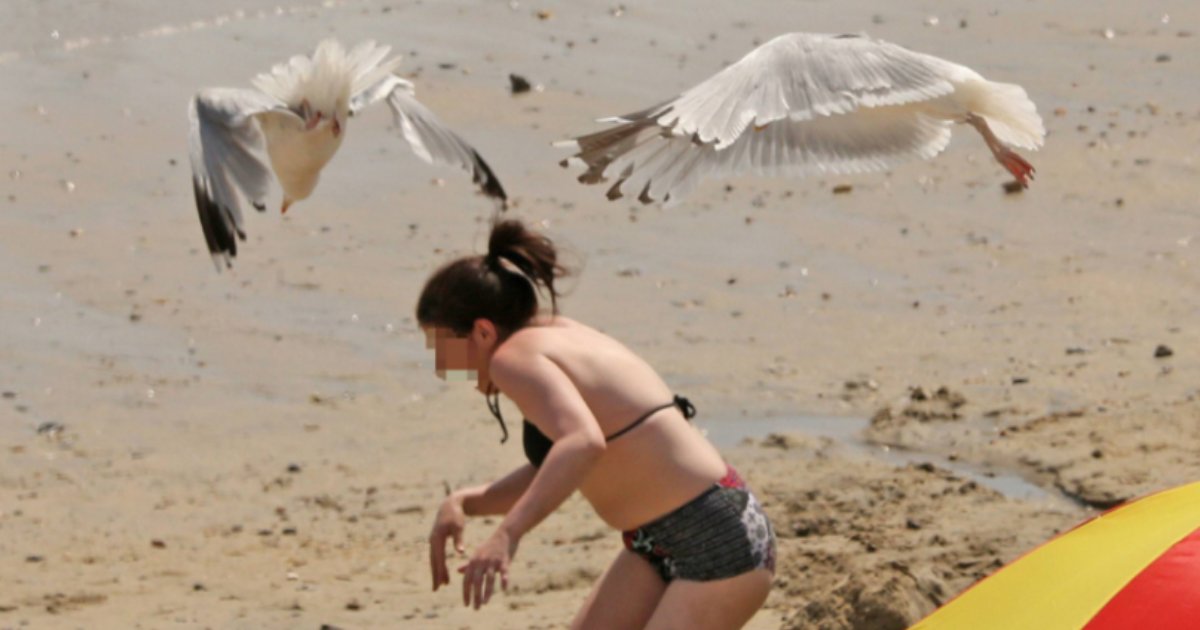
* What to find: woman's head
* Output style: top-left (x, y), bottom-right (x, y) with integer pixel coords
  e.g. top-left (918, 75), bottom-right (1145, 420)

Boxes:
top-left (416, 219), bottom-right (569, 340)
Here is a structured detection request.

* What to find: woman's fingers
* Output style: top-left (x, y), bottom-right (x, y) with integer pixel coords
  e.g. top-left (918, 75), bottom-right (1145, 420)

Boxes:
top-left (483, 566), bottom-right (496, 604)
top-left (429, 533), bottom-right (445, 591)
top-left (454, 561), bottom-right (499, 608)
top-left (430, 523), bottom-right (465, 590)
top-left (461, 562), bottom-right (482, 608)
top-left (456, 555), bottom-right (510, 608)
top-left (461, 563), bottom-right (471, 606)
top-left (473, 565), bottom-right (486, 609)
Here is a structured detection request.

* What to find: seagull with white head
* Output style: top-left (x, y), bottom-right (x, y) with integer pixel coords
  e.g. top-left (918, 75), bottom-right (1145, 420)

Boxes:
top-left (558, 33), bottom-right (1045, 204)
top-left (188, 39), bottom-right (506, 268)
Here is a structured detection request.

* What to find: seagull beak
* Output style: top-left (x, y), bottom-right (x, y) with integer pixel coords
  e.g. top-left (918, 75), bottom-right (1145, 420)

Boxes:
top-left (281, 199), bottom-right (293, 215)
top-left (332, 117), bottom-right (342, 138)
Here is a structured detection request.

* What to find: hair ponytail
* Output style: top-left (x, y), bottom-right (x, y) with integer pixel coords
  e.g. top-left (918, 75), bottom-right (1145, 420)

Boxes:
top-left (486, 220), bottom-right (567, 315)
top-left (417, 219), bottom-right (570, 337)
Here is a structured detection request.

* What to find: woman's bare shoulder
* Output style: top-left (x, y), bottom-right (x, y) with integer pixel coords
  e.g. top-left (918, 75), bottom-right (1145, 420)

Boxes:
top-left (491, 318), bottom-right (589, 370)
top-left (509, 316), bottom-right (586, 342)
top-left (492, 323), bottom-right (553, 365)
top-left (488, 325), bottom-right (573, 393)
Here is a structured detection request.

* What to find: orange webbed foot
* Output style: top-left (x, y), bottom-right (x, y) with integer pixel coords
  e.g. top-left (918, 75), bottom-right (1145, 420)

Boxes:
top-left (998, 150), bottom-right (1035, 187)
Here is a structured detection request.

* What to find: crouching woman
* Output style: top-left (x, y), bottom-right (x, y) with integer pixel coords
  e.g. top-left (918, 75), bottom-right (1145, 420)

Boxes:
top-left (419, 220), bottom-right (775, 629)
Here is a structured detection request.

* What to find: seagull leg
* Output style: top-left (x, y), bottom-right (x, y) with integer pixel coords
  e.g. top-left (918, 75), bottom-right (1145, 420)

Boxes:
top-left (965, 113), bottom-right (1035, 188)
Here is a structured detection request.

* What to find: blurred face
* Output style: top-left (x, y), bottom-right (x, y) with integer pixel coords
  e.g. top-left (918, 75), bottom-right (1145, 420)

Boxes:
top-left (422, 318), bottom-right (504, 394)
top-left (424, 326), bottom-right (480, 383)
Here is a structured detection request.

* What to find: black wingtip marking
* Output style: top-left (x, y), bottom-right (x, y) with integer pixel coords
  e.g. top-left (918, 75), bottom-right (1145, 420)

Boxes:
top-left (192, 177), bottom-right (239, 269)
top-left (605, 178), bottom-right (626, 201)
top-left (470, 149), bottom-right (509, 211)
top-left (637, 182), bottom-right (655, 205)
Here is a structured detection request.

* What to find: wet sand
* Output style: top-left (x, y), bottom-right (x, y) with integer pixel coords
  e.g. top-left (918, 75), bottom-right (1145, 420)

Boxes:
top-left (2, 0), bottom-right (1199, 627)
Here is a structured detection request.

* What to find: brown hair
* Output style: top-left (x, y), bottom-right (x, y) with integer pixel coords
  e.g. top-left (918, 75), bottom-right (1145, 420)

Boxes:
top-left (416, 220), bottom-right (569, 337)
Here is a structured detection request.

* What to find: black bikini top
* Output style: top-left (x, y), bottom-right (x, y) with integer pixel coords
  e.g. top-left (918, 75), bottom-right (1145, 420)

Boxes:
top-left (522, 395), bottom-right (696, 468)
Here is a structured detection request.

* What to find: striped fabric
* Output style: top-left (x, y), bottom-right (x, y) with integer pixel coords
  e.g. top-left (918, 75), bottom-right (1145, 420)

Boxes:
top-left (622, 466), bottom-right (776, 582)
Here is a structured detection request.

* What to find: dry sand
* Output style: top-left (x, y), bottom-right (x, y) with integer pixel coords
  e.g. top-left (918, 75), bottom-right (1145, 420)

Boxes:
top-left (2, 0), bottom-right (1199, 628)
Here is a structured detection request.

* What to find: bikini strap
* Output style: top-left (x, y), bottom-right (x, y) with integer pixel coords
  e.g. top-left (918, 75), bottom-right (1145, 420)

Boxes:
top-left (605, 395), bottom-right (696, 442)
top-left (673, 394), bottom-right (696, 420)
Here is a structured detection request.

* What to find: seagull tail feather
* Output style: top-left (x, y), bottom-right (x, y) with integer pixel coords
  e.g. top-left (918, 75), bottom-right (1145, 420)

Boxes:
top-left (961, 80), bottom-right (1045, 151)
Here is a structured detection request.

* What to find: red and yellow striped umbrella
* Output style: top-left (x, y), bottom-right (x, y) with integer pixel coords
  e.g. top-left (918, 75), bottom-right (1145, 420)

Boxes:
top-left (911, 481), bottom-right (1200, 629)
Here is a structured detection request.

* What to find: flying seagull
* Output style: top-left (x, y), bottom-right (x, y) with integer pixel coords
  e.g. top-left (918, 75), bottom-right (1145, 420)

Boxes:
top-left (557, 33), bottom-right (1045, 205)
top-left (188, 39), bottom-right (507, 268)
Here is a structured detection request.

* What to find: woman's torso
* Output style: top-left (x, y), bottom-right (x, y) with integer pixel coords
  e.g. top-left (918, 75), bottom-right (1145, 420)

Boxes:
top-left (497, 316), bottom-right (728, 531)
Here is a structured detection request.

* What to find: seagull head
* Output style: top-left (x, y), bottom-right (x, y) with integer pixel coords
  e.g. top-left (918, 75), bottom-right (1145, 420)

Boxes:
top-left (297, 98), bottom-right (343, 138)
top-left (253, 39), bottom-right (355, 138)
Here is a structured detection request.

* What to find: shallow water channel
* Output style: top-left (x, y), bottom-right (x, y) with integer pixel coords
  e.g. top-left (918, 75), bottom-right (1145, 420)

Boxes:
top-left (699, 414), bottom-right (1072, 506)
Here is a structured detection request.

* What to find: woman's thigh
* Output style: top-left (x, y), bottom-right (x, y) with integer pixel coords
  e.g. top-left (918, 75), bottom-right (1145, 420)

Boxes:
top-left (571, 549), bottom-right (666, 630)
top-left (644, 568), bottom-right (772, 630)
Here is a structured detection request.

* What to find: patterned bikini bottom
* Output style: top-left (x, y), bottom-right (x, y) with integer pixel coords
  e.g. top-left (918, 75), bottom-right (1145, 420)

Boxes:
top-left (621, 465), bottom-right (776, 582)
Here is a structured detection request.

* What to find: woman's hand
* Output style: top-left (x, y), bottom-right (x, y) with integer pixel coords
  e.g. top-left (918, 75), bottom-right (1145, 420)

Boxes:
top-left (458, 528), bottom-right (518, 609)
top-left (429, 493), bottom-right (466, 591)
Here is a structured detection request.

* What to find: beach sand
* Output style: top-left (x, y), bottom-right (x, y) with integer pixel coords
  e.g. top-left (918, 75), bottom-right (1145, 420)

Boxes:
top-left (2, 0), bottom-right (1199, 627)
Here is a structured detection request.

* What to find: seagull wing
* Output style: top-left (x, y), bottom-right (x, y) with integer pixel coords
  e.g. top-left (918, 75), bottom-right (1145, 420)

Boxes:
top-left (351, 75), bottom-right (507, 208)
top-left (559, 33), bottom-right (983, 204)
top-left (188, 88), bottom-right (296, 268)
top-left (586, 105), bottom-right (955, 205)
top-left (662, 33), bottom-right (971, 148)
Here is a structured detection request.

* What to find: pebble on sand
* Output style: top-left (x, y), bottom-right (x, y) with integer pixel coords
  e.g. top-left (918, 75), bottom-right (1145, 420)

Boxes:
top-left (509, 73), bottom-right (533, 94)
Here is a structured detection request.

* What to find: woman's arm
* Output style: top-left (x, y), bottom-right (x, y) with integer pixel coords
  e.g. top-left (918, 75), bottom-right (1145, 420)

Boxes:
top-left (455, 463), bottom-right (537, 517)
top-left (491, 352), bottom-right (606, 543)
top-left (459, 350), bottom-right (607, 608)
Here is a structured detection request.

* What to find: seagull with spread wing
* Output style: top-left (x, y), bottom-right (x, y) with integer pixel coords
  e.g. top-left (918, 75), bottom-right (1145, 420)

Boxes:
top-left (558, 33), bottom-right (1044, 205)
top-left (189, 39), bottom-right (507, 268)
